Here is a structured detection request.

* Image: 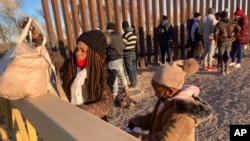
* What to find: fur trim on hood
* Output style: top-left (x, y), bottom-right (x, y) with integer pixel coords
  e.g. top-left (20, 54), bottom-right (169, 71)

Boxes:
top-left (174, 97), bottom-right (213, 123)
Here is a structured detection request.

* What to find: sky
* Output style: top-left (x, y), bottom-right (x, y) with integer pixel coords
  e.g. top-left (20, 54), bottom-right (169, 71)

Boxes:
top-left (22, 0), bottom-right (42, 17)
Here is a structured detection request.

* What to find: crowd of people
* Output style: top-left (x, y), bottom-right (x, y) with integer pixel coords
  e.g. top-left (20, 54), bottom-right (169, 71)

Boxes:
top-left (186, 7), bottom-right (249, 74)
top-left (18, 6), bottom-right (249, 141)
top-left (157, 7), bottom-right (249, 75)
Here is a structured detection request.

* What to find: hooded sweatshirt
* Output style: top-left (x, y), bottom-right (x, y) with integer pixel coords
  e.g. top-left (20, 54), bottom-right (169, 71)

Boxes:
top-left (199, 14), bottom-right (218, 42)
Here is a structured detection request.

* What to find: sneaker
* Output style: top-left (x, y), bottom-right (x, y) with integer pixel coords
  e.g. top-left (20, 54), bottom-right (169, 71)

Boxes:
top-left (207, 66), bottom-right (217, 72)
top-left (228, 62), bottom-right (236, 67)
top-left (203, 66), bottom-right (208, 71)
top-left (234, 64), bottom-right (241, 68)
top-left (222, 72), bottom-right (226, 75)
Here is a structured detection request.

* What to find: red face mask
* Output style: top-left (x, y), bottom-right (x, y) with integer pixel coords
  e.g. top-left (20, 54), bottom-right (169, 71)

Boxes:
top-left (76, 59), bottom-right (87, 69)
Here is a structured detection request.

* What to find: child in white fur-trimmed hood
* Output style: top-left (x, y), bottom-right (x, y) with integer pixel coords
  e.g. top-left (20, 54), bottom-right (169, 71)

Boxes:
top-left (126, 58), bottom-right (213, 141)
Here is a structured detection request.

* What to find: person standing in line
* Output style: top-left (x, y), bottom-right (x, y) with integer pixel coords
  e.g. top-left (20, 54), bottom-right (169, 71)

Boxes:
top-left (199, 8), bottom-right (218, 71)
top-left (228, 8), bottom-right (249, 68)
top-left (188, 12), bottom-right (202, 58)
top-left (214, 11), bottom-right (241, 75)
top-left (106, 23), bottom-right (129, 98)
top-left (156, 15), bottom-right (175, 65)
top-left (122, 21), bottom-right (138, 89)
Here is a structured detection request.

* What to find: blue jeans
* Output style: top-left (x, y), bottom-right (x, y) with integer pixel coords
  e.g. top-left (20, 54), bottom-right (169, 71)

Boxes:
top-left (159, 41), bottom-right (173, 64)
top-left (124, 52), bottom-right (137, 87)
top-left (108, 58), bottom-right (128, 95)
top-left (231, 43), bottom-right (243, 64)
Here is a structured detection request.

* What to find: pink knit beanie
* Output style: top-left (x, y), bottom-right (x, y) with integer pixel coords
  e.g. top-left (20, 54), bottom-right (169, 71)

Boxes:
top-left (152, 58), bottom-right (199, 89)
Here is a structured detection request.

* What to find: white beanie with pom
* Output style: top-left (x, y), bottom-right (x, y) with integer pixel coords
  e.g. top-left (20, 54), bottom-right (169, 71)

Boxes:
top-left (152, 58), bottom-right (199, 89)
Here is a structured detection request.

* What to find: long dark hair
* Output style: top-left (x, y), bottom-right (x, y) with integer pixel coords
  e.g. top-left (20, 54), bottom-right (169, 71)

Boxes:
top-left (84, 47), bottom-right (106, 101)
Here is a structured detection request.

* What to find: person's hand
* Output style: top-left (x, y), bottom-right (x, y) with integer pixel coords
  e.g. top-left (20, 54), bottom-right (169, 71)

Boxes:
top-left (19, 17), bottom-right (41, 40)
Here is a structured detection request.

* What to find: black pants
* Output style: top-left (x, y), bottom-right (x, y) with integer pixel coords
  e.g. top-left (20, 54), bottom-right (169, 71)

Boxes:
top-left (189, 41), bottom-right (197, 58)
top-left (159, 42), bottom-right (173, 64)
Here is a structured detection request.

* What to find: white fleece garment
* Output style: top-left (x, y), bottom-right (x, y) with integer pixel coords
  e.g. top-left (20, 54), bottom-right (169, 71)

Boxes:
top-left (70, 68), bottom-right (87, 105)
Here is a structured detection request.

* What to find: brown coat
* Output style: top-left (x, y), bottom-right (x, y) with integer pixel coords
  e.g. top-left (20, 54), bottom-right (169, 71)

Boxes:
top-left (129, 97), bottom-right (213, 141)
top-left (79, 71), bottom-right (113, 119)
top-left (214, 19), bottom-right (241, 43)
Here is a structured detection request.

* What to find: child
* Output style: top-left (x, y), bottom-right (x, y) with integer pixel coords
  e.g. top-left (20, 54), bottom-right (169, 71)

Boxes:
top-left (127, 58), bottom-right (213, 141)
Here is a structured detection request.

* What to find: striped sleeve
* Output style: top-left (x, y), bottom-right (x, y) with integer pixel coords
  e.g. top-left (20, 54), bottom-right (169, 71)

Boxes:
top-left (122, 32), bottom-right (137, 50)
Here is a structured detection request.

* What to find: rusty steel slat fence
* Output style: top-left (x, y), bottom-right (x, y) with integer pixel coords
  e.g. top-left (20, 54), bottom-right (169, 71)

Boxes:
top-left (42, 0), bottom-right (250, 66)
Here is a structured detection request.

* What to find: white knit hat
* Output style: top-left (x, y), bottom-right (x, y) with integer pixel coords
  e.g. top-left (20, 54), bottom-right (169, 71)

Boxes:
top-left (152, 58), bottom-right (199, 89)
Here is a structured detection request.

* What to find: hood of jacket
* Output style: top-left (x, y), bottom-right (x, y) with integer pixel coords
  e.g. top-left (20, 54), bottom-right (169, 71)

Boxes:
top-left (173, 97), bottom-right (213, 123)
top-left (200, 14), bottom-right (218, 41)
top-left (161, 19), bottom-right (169, 26)
top-left (124, 27), bottom-right (134, 32)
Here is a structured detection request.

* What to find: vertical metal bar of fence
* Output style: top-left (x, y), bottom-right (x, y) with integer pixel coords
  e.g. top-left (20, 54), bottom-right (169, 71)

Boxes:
top-left (159, 0), bottom-right (164, 18)
top-left (218, 0), bottom-right (222, 12)
top-left (242, 0), bottom-right (246, 14)
top-left (97, 0), bottom-right (105, 30)
top-left (79, 0), bottom-right (88, 31)
top-left (212, 0), bottom-right (216, 10)
top-left (152, 0), bottom-right (158, 64)
top-left (230, 0), bottom-right (235, 20)
top-left (145, 0), bottom-right (152, 64)
top-left (61, 0), bottom-right (75, 52)
top-left (70, 0), bottom-right (80, 38)
top-left (193, 0), bottom-right (198, 14)
top-left (200, 0), bottom-right (205, 18)
top-left (88, 0), bottom-right (97, 30)
top-left (167, 0), bottom-right (172, 22)
top-left (186, 0), bottom-right (191, 19)
top-left (224, 0), bottom-right (229, 10)
top-left (180, 0), bottom-right (185, 59)
top-left (173, 0), bottom-right (178, 60)
top-left (129, 0), bottom-right (136, 28)
top-left (113, 0), bottom-right (121, 33)
top-left (206, 0), bottom-right (211, 13)
top-left (41, 0), bottom-right (56, 44)
top-left (51, 0), bottom-right (66, 58)
top-left (137, 0), bottom-right (145, 67)
top-left (105, 0), bottom-right (112, 23)
top-left (121, 0), bottom-right (128, 21)
top-left (236, 0), bottom-right (241, 8)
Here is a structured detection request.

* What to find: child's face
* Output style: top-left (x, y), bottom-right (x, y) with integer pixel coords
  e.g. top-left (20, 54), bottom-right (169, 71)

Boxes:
top-left (151, 80), bottom-right (177, 98)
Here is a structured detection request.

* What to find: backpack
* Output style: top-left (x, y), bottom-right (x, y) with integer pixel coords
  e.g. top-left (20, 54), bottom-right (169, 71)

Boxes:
top-left (157, 23), bottom-right (170, 43)
top-left (219, 22), bottom-right (236, 39)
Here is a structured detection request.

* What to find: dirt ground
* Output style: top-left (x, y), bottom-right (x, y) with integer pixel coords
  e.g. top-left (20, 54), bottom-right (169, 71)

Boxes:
top-left (109, 47), bottom-right (250, 141)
